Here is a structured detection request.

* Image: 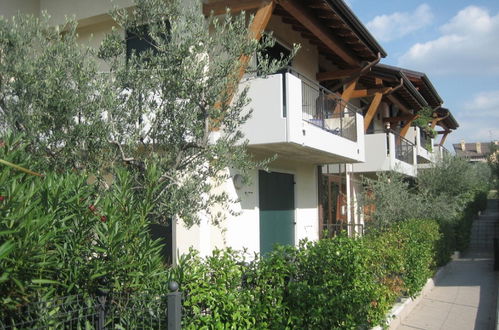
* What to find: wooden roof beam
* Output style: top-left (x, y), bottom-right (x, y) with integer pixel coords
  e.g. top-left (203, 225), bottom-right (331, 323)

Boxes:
top-left (277, 0), bottom-right (359, 66)
top-left (350, 87), bottom-right (392, 98)
top-left (383, 115), bottom-right (415, 123)
top-left (326, 52), bottom-right (381, 91)
top-left (203, 0), bottom-right (271, 16)
top-left (439, 130), bottom-right (451, 146)
top-left (317, 68), bottom-right (365, 81)
top-left (386, 94), bottom-right (411, 115)
top-left (364, 92), bottom-right (383, 132)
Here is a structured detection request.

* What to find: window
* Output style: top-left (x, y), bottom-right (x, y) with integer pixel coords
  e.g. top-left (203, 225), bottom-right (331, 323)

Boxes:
top-left (125, 22), bottom-right (170, 62)
top-left (258, 38), bottom-right (292, 75)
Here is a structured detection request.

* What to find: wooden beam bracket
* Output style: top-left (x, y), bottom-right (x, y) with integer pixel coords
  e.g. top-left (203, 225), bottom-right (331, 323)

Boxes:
top-left (329, 52), bottom-right (382, 91)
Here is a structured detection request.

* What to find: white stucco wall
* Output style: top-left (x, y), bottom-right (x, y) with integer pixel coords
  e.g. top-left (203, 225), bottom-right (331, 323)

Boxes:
top-left (240, 73), bottom-right (365, 163)
top-left (0, 0), bottom-right (39, 18)
top-left (40, 0), bottom-right (133, 27)
top-left (267, 16), bottom-right (318, 81)
top-left (352, 132), bottom-right (416, 177)
top-left (175, 158), bottom-right (319, 257)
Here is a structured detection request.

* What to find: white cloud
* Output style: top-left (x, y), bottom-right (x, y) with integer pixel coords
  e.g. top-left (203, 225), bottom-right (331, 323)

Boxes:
top-left (366, 4), bottom-right (433, 42)
top-left (463, 90), bottom-right (499, 118)
top-left (449, 90), bottom-right (499, 144)
top-left (399, 6), bottom-right (499, 75)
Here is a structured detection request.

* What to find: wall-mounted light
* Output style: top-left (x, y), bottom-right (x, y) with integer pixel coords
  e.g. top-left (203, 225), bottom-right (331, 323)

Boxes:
top-left (233, 174), bottom-right (244, 190)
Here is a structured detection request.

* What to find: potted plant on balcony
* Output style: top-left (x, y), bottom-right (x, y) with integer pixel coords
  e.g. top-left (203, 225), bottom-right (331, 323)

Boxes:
top-left (413, 107), bottom-right (437, 151)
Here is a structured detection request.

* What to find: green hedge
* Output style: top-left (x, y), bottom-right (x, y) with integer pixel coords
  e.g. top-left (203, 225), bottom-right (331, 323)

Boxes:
top-left (1, 136), bottom-right (483, 328)
top-left (173, 219), bottom-right (440, 329)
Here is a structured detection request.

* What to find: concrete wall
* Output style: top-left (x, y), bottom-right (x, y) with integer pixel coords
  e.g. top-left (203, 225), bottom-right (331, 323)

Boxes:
top-left (267, 16), bottom-right (318, 81)
top-left (241, 73), bottom-right (365, 163)
top-left (0, 0), bottom-right (39, 18)
top-left (40, 0), bottom-right (133, 27)
top-left (407, 127), bottom-right (433, 163)
top-left (352, 132), bottom-right (417, 177)
top-left (0, 0), bottom-right (131, 26)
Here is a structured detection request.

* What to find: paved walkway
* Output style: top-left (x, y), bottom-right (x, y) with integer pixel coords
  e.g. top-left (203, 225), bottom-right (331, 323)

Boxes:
top-left (397, 200), bottom-right (498, 330)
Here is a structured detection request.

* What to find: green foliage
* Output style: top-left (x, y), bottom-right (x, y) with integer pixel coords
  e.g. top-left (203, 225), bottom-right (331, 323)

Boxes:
top-left (283, 236), bottom-right (388, 329)
top-left (487, 142), bottom-right (499, 192)
top-left (0, 136), bottom-right (168, 323)
top-left (361, 156), bottom-right (491, 267)
top-left (173, 249), bottom-right (256, 329)
top-left (165, 220), bottom-right (440, 329)
top-left (361, 172), bottom-right (426, 229)
top-left (396, 220), bottom-right (439, 296)
top-left (362, 157), bottom-right (490, 228)
top-left (0, 0), bottom-right (296, 228)
top-left (413, 106), bottom-right (437, 138)
top-left (0, 14), bottom-right (113, 172)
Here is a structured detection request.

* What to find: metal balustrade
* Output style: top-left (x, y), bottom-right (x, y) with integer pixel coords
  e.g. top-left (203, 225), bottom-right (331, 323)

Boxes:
top-left (394, 132), bottom-right (415, 164)
top-left (322, 223), bottom-right (364, 237)
top-left (287, 68), bottom-right (359, 142)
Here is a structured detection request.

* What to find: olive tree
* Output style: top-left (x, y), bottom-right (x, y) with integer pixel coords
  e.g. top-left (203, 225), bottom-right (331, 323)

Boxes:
top-left (0, 0), bottom-right (295, 227)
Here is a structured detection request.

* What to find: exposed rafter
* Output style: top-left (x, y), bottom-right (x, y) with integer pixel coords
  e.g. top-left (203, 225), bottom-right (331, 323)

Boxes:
top-left (328, 52), bottom-right (381, 91)
top-left (203, 0), bottom-right (271, 16)
top-left (316, 68), bottom-right (364, 81)
top-left (350, 87), bottom-right (392, 98)
top-left (386, 94), bottom-right (411, 115)
top-left (439, 130), bottom-right (451, 146)
top-left (213, 2), bottom-right (275, 130)
top-left (382, 115), bottom-right (415, 123)
top-left (239, 2), bottom-right (274, 71)
top-left (276, 0), bottom-right (359, 66)
top-left (318, 53), bottom-right (381, 83)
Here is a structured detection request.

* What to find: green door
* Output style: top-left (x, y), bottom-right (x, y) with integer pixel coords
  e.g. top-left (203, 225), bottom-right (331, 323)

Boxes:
top-left (259, 171), bottom-right (295, 255)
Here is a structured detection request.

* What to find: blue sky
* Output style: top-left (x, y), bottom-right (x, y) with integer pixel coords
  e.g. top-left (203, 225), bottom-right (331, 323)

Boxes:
top-left (346, 0), bottom-right (499, 149)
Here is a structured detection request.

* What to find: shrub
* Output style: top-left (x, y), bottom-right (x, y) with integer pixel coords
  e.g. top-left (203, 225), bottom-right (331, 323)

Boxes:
top-left (0, 136), bottom-right (168, 323)
top-left (284, 236), bottom-right (388, 329)
top-left (396, 220), bottom-right (440, 296)
top-left (173, 249), bottom-right (256, 329)
top-left (171, 220), bottom-right (441, 329)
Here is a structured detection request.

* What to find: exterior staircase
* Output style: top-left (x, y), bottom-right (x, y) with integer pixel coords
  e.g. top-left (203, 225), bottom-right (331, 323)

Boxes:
top-left (469, 199), bottom-right (499, 251)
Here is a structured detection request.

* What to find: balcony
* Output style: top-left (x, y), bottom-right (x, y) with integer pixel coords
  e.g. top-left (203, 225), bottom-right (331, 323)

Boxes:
top-left (240, 72), bottom-right (365, 164)
top-left (432, 144), bottom-right (450, 163)
top-left (406, 127), bottom-right (434, 164)
top-left (352, 130), bottom-right (417, 177)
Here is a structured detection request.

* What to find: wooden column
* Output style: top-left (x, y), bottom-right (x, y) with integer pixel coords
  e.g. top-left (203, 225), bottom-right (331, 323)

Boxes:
top-left (341, 79), bottom-right (358, 103)
top-left (439, 131), bottom-right (450, 146)
top-left (332, 79), bottom-right (358, 115)
top-left (235, 1), bottom-right (275, 81)
top-left (400, 115), bottom-right (419, 137)
top-left (213, 2), bottom-right (274, 130)
top-left (363, 92), bottom-right (383, 132)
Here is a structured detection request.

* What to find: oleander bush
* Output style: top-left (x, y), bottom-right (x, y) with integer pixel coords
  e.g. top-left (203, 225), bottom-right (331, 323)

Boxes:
top-left (0, 135), bottom-right (168, 325)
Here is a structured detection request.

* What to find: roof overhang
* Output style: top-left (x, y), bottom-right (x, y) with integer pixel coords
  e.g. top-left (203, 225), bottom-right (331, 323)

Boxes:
top-left (358, 64), bottom-right (428, 112)
top-left (204, 0), bottom-right (387, 68)
top-left (399, 68), bottom-right (443, 107)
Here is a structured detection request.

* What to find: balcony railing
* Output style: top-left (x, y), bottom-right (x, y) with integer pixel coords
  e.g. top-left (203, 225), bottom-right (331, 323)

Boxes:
top-left (394, 132), bottom-right (414, 164)
top-left (419, 128), bottom-right (431, 151)
top-left (322, 223), bottom-right (364, 237)
top-left (288, 69), bottom-right (359, 142)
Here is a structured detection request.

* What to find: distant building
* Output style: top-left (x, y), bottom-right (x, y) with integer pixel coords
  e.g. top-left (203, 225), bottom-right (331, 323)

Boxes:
top-left (453, 141), bottom-right (498, 162)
